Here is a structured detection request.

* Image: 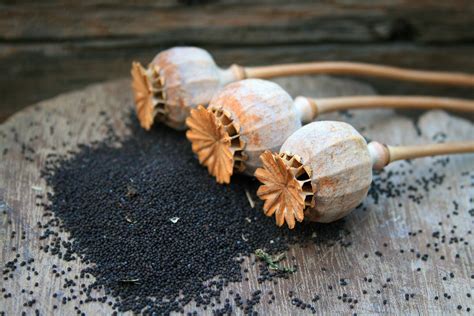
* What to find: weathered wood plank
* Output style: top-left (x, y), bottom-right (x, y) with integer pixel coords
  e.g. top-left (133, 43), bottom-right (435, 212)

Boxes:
top-left (1, 1), bottom-right (473, 43)
top-left (2, 43), bottom-right (474, 122)
top-left (0, 77), bottom-right (473, 315)
top-left (1, 0), bottom-right (474, 121)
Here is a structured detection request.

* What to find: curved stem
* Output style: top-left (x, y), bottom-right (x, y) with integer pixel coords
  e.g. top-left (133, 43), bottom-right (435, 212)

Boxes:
top-left (368, 141), bottom-right (474, 170)
top-left (244, 62), bottom-right (474, 87)
top-left (387, 142), bottom-right (474, 163)
top-left (310, 95), bottom-right (474, 117)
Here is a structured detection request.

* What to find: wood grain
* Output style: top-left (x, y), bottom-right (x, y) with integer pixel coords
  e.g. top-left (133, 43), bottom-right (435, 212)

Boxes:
top-left (1, 1), bottom-right (473, 43)
top-left (1, 76), bottom-right (473, 315)
top-left (2, 43), bottom-right (474, 123)
top-left (1, 0), bottom-right (474, 121)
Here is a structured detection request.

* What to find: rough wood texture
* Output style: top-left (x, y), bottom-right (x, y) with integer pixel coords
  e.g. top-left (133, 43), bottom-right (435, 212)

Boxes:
top-left (1, 77), bottom-right (473, 315)
top-left (1, 0), bottom-right (474, 121)
top-left (2, 1), bottom-right (473, 42)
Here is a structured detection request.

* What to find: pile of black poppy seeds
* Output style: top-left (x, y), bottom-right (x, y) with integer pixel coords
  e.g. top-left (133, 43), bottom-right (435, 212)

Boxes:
top-left (36, 117), bottom-right (349, 314)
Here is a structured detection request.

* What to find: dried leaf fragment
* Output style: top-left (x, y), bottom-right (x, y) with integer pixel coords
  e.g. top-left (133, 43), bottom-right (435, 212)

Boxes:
top-left (119, 278), bottom-right (140, 283)
top-left (245, 189), bottom-right (255, 208)
top-left (126, 184), bottom-right (138, 198)
top-left (254, 249), bottom-right (295, 273)
top-left (170, 217), bottom-right (180, 223)
top-left (31, 185), bottom-right (43, 192)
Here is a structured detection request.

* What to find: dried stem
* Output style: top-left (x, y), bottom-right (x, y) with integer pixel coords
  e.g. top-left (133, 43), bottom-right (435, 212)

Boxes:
top-left (388, 142), bottom-right (474, 163)
top-left (307, 95), bottom-right (474, 119)
top-left (245, 62), bottom-right (474, 87)
top-left (369, 141), bottom-right (474, 170)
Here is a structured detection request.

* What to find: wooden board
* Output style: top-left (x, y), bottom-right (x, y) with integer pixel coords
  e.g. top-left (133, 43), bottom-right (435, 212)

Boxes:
top-left (0, 76), bottom-right (473, 315)
top-left (2, 0), bottom-right (474, 121)
top-left (3, 1), bottom-right (474, 43)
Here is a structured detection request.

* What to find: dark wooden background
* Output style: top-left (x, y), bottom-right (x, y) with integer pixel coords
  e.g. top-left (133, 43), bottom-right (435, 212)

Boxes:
top-left (1, 0), bottom-right (474, 122)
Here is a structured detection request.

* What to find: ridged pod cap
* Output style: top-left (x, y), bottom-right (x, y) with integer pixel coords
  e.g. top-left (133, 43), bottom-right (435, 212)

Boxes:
top-left (131, 47), bottom-right (241, 130)
top-left (256, 121), bottom-right (372, 228)
top-left (186, 79), bottom-right (302, 183)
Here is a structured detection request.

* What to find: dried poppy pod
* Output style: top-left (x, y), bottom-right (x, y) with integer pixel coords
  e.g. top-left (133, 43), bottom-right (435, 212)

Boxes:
top-left (131, 46), bottom-right (474, 130)
top-left (131, 47), bottom-right (244, 130)
top-left (255, 121), bottom-right (474, 228)
top-left (186, 79), bottom-right (474, 184)
top-left (186, 79), bottom-right (301, 184)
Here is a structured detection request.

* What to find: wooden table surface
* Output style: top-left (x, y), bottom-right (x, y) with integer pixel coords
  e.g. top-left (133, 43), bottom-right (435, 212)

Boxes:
top-left (0, 76), bottom-right (473, 315)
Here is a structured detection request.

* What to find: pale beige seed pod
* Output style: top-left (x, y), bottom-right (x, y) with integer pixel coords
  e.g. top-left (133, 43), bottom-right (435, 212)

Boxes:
top-left (186, 79), bottom-right (302, 184)
top-left (255, 121), bottom-right (474, 229)
top-left (131, 47), bottom-right (243, 130)
top-left (255, 121), bottom-right (372, 228)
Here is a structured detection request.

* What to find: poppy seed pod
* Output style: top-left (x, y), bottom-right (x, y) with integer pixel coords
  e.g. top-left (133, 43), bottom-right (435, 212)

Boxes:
top-left (255, 121), bottom-right (372, 228)
top-left (186, 79), bottom-right (304, 184)
top-left (131, 47), bottom-right (244, 130)
top-left (255, 121), bottom-right (474, 229)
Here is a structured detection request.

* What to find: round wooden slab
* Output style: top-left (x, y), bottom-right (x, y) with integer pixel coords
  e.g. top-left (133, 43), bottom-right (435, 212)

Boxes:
top-left (1, 77), bottom-right (473, 315)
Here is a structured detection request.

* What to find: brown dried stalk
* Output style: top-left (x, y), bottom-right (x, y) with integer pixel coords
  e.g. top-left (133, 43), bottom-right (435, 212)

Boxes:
top-left (255, 121), bottom-right (474, 229)
top-left (245, 62), bottom-right (474, 87)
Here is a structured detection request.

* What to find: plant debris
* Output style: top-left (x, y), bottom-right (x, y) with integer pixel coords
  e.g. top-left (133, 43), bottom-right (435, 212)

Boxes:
top-left (169, 217), bottom-right (180, 223)
top-left (255, 249), bottom-right (296, 274)
top-left (245, 189), bottom-right (255, 208)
